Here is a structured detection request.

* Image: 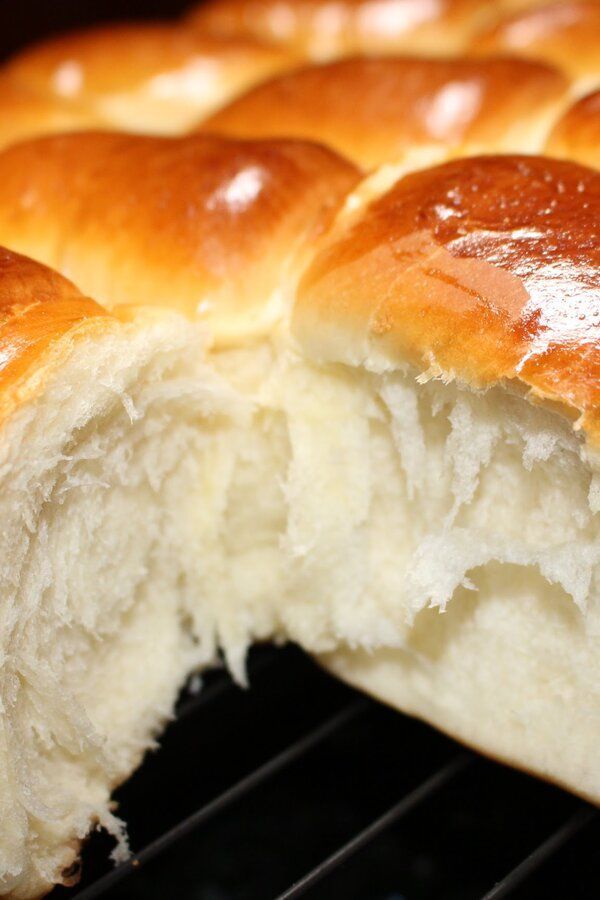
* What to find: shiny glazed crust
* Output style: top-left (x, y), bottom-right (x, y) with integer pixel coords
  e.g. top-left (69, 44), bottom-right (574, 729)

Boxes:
top-left (546, 89), bottom-right (600, 168)
top-left (295, 155), bottom-right (600, 448)
top-left (188, 0), bottom-right (520, 57)
top-left (0, 247), bottom-right (111, 421)
top-left (202, 55), bottom-right (570, 166)
top-left (0, 132), bottom-right (360, 343)
top-left (471, 1), bottom-right (600, 84)
top-left (0, 77), bottom-right (101, 146)
top-left (3, 23), bottom-right (297, 134)
top-left (4, 23), bottom-right (293, 99)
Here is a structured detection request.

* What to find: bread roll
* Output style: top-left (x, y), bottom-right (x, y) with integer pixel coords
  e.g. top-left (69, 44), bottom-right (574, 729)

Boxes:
top-left (0, 132), bottom-right (359, 342)
top-left (188, 0), bottom-right (479, 58)
top-left (292, 154), bottom-right (600, 805)
top-left (0, 246), bottom-right (254, 898)
top-left (0, 77), bottom-right (101, 148)
top-left (3, 23), bottom-right (296, 135)
top-left (546, 88), bottom-right (600, 167)
top-left (201, 55), bottom-right (570, 167)
top-left (187, 0), bottom-right (551, 59)
top-left (471, 1), bottom-right (600, 92)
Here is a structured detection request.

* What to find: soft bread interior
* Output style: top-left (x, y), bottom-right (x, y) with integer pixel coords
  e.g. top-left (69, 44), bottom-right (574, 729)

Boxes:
top-left (6, 326), bottom-right (600, 895)
top-left (204, 346), bottom-right (600, 801)
top-left (0, 313), bottom-right (248, 899)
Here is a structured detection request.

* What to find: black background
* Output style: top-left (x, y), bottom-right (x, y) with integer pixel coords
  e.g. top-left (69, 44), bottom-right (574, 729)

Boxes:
top-left (0, 0), bottom-right (190, 61)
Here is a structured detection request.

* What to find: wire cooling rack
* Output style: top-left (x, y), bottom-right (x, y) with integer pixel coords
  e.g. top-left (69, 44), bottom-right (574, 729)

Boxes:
top-left (51, 644), bottom-right (600, 900)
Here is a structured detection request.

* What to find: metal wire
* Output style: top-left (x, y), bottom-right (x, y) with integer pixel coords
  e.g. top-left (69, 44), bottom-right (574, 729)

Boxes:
top-left (75, 697), bottom-right (368, 900)
top-left (275, 753), bottom-right (472, 900)
top-left (70, 649), bottom-right (600, 900)
top-left (481, 805), bottom-right (597, 900)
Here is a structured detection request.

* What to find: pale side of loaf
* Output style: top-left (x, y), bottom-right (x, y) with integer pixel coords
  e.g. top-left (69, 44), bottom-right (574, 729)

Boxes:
top-left (188, 0), bottom-right (600, 67)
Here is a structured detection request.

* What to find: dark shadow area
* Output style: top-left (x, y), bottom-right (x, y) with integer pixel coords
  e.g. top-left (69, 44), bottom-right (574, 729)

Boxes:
top-left (0, 0), bottom-right (191, 61)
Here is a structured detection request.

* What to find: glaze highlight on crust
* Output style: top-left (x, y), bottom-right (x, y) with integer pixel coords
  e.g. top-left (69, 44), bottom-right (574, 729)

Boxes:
top-left (0, 76), bottom-right (101, 148)
top-left (202, 55), bottom-right (570, 167)
top-left (3, 22), bottom-right (297, 134)
top-left (187, 0), bottom-right (500, 59)
top-left (295, 154), bottom-right (600, 448)
top-left (470, 0), bottom-right (600, 86)
top-left (0, 131), bottom-right (360, 344)
top-left (0, 246), bottom-right (112, 423)
top-left (546, 89), bottom-right (600, 169)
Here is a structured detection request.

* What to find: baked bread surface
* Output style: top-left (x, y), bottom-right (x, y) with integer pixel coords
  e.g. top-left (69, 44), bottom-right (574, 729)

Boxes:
top-left (295, 154), bottom-right (600, 446)
top-left (201, 55), bottom-right (570, 166)
top-left (0, 132), bottom-right (359, 342)
top-left (546, 88), bottom-right (600, 167)
top-left (3, 23), bottom-right (296, 134)
top-left (0, 1), bottom-right (599, 897)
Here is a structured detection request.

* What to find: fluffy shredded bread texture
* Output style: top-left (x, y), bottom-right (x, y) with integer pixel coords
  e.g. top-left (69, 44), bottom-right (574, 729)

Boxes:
top-left (0, 250), bottom-right (254, 897)
top-left (0, 23), bottom-right (599, 890)
top-left (279, 363), bottom-right (600, 801)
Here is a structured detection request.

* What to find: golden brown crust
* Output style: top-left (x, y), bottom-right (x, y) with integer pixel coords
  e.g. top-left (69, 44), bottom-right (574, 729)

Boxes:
top-left (546, 89), bottom-right (600, 169)
top-left (188, 0), bottom-right (502, 58)
top-left (471, 1), bottom-right (600, 85)
top-left (0, 132), bottom-right (360, 344)
top-left (0, 76), bottom-right (101, 149)
top-left (202, 56), bottom-right (569, 167)
top-left (295, 155), bottom-right (600, 448)
top-left (0, 246), bottom-right (110, 419)
top-left (4, 22), bottom-right (297, 133)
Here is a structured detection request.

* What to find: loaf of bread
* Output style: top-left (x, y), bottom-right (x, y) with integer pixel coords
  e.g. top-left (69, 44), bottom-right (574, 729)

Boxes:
top-left (0, 1), bottom-right (599, 897)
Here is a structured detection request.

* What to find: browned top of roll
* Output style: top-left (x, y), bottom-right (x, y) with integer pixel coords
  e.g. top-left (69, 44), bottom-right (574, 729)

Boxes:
top-left (471, 1), bottom-right (600, 85)
top-left (295, 155), bottom-right (600, 448)
top-left (0, 132), bottom-right (359, 344)
top-left (0, 246), bottom-right (111, 418)
top-left (202, 56), bottom-right (570, 167)
top-left (4, 22), bottom-right (297, 133)
top-left (546, 89), bottom-right (600, 168)
top-left (0, 76), bottom-right (101, 149)
top-left (187, 0), bottom-right (502, 59)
